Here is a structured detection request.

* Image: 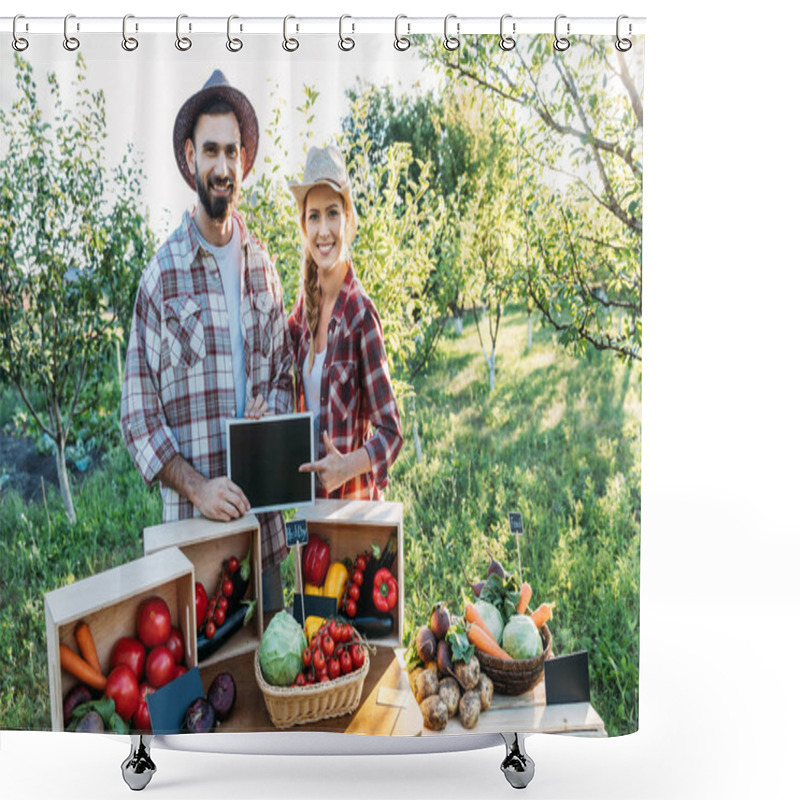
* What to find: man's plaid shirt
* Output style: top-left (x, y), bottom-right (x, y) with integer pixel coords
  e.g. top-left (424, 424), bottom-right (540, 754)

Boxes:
top-left (121, 210), bottom-right (293, 565)
top-left (287, 263), bottom-right (402, 501)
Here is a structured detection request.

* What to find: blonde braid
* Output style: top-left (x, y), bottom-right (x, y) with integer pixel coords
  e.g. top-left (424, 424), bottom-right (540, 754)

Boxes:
top-left (303, 250), bottom-right (321, 374)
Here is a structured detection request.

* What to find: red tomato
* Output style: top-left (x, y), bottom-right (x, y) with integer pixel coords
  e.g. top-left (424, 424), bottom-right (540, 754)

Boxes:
top-left (222, 579), bottom-right (234, 598)
top-left (133, 683), bottom-right (156, 733)
top-left (340, 649), bottom-right (353, 675)
top-left (111, 636), bottom-right (146, 683)
top-left (194, 583), bottom-right (207, 630)
top-left (227, 556), bottom-right (239, 574)
top-left (172, 665), bottom-right (188, 680)
top-left (351, 569), bottom-right (364, 587)
top-left (348, 584), bottom-right (360, 602)
top-left (218, 596), bottom-right (228, 613)
top-left (328, 656), bottom-right (341, 680)
top-left (329, 621), bottom-right (341, 643)
top-left (312, 648), bottom-right (326, 673)
top-left (350, 644), bottom-right (365, 670)
top-left (344, 598), bottom-right (357, 618)
top-left (355, 555), bottom-right (367, 572)
top-left (164, 627), bottom-right (185, 666)
top-left (105, 665), bottom-right (139, 721)
top-left (305, 669), bottom-right (316, 685)
top-left (136, 596), bottom-right (172, 648)
top-left (145, 646), bottom-right (176, 689)
top-left (205, 621), bottom-right (216, 639)
top-left (214, 607), bottom-right (226, 626)
top-left (295, 673), bottom-right (306, 687)
top-left (302, 647), bottom-right (312, 668)
top-left (321, 634), bottom-right (335, 657)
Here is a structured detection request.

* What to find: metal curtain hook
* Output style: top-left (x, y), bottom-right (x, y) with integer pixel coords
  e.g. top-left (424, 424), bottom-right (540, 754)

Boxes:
top-left (553, 14), bottom-right (570, 52)
top-left (283, 15), bottom-right (299, 52)
top-left (615, 15), bottom-right (632, 52)
top-left (12, 14), bottom-right (29, 51)
top-left (63, 14), bottom-right (80, 51)
top-left (122, 14), bottom-right (139, 51)
top-left (176, 14), bottom-right (192, 50)
top-left (444, 14), bottom-right (459, 51)
top-left (500, 14), bottom-right (516, 51)
top-left (227, 15), bottom-right (243, 51)
top-left (394, 14), bottom-right (410, 51)
top-left (338, 14), bottom-right (355, 51)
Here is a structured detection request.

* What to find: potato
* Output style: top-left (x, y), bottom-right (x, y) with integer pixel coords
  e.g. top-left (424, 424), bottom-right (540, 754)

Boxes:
top-left (453, 655), bottom-right (480, 691)
top-left (438, 677), bottom-right (461, 717)
top-left (417, 668), bottom-right (440, 702)
top-left (420, 695), bottom-right (449, 731)
top-left (477, 673), bottom-right (494, 711)
top-left (459, 690), bottom-right (481, 730)
top-left (408, 667), bottom-right (425, 701)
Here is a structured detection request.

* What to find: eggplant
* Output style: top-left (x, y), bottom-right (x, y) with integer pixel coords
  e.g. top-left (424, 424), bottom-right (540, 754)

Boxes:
top-left (182, 697), bottom-right (215, 733)
top-left (228, 541), bottom-right (252, 610)
top-left (207, 673), bottom-right (236, 722)
top-left (352, 613), bottom-right (393, 638)
top-left (196, 601), bottom-right (253, 661)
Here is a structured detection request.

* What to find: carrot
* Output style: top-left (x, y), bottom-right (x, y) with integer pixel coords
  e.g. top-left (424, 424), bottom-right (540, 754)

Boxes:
top-left (59, 643), bottom-right (107, 691)
top-left (530, 602), bottom-right (554, 628)
top-left (74, 621), bottom-right (102, 674)
top-left (517, 582), bottom-right (533, 614)
top-left (464, 601), bottom-right (496, 641)
top-left (468, 624), bottom-right (512, 660)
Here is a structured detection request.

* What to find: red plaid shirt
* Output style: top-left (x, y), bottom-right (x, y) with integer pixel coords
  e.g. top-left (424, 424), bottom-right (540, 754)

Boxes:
top-left (287, 263), bottom-right (403, 500)
top-left (121, 210), bottom-right (293, 566)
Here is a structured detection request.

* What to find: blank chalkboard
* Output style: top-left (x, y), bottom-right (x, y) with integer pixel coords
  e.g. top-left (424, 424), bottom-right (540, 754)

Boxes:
top-left (226, 413), bottom-right (315, 513)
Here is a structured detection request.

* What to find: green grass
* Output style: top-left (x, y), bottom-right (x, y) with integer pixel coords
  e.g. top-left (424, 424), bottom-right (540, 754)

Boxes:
top-left (0, 305), bottom-right (640, 735)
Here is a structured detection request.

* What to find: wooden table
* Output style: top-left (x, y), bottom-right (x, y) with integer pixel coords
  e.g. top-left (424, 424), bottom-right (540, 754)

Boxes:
top-left (200, 648), bottom-right (605, 737)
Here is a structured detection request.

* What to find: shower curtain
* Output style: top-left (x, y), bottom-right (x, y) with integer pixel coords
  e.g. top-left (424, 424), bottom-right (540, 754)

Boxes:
top-left (0, 20), bottom-right (643, 739)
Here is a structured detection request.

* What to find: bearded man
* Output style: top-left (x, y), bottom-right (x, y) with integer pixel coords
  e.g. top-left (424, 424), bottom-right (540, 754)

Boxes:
top-left (121, 71), bottom-right (292, 609)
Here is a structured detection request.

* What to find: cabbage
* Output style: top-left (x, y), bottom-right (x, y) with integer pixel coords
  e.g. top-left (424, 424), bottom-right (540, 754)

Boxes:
top-left (473, 599), bottom-right (505, 644)
top-left (501, 614), bottom-right (543, 660)
top-left (258, 611), bottom-right (306, 686)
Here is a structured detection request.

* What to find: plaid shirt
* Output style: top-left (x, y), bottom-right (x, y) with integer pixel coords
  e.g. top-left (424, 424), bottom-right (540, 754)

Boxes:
top-left (287, 263), bottom-right (402, 500)
top-left (121, 210), bottom-right (293, 566)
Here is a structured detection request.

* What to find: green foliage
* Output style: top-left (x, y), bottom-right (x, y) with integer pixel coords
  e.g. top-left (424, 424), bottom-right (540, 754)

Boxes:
top-left (0, 55), bottom-right (155, 521)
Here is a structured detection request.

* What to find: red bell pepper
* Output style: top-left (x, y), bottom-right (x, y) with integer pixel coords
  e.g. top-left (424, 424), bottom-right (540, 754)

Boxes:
top-left (302, 533), bottom-right (330, 587)
top-left (373, 568), bottom-right (398, 612)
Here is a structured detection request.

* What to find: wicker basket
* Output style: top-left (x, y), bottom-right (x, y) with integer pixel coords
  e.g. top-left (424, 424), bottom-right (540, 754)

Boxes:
top-left (476, 624), bottom-right (552, 696)
top-left (254, 647), bottom-right (370, 729)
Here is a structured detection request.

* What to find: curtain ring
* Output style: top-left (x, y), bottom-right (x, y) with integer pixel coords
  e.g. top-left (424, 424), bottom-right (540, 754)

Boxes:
top-left (338, 14), bottom-right (355, 51)
top-left (12, 15), bottom-right (29, 52)
top-left (500, 14), bottom-right (516, 51)
top-left (63, 14), bottom-right (80, 51)
top-left (615, 15), bottom-right (632, 52)
top-left (394, 15), bottom-right (410, 51)
top-left (122, 14), bottom-right (139, 51)
top-left (283, 15), bottom-right (299, 52)
top-left (227, 15), bottom-right (243, 52)
top-left (176, 14), bottom-right (192, 51)
top-left (553, 14), bottom-right (570, 52)
top-left (443, 14), bottom-right (459, 51)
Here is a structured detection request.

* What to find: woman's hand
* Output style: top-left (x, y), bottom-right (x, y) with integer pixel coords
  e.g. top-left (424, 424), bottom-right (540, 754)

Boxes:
top-left (299, 431), bottom-right (370, 493)
top-left (244, 392), bottom-right (268, 419)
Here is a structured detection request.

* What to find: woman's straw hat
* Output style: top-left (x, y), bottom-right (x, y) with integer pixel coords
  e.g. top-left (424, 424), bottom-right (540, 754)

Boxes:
top-left (288, 145), bottom-right (358, 243)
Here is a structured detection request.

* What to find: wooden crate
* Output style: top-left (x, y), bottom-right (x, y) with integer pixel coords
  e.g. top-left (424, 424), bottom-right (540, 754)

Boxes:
top-left (44, 547), bottom-right (195, 732)
top-left (143, 515), bottom-right (264, 668)
top-left (295, 499), bottom-right (404, 648)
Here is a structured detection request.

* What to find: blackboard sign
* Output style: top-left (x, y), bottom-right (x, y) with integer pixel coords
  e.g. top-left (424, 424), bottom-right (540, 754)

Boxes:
top-left (508, 511), bottom-right (524, 535)
top-left (226, 413), bottom-right (315, 513)
top-left (286, 519), bottom-right (309, 547)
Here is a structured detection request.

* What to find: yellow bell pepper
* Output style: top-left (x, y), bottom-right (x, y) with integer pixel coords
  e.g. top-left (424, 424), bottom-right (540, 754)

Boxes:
top-left (323, 561), bottom-right (349, 606)
top-left (304, 583), bottom-right (323, 596)
top-left (304, 615), bottom-right (326, 640)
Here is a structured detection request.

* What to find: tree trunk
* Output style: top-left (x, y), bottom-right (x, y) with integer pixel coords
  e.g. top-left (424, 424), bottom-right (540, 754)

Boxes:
top-left (413, 420), bottom-right (423, 464)
top-left (489, 350), bottom-right (496, 392)
top-left (117, 339), bottom-right (123, 390)
top-left (528, 314), bottom-right (533, 350)
top-left (454, 314), bottom-right (463, 336)
top-left (55, 438), bottom-right (77, 524)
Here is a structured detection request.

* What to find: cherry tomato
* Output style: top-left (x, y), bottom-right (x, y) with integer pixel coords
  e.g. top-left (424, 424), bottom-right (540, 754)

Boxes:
top-left (205, 621), bottom-right (216, 639)
top-left (329, 621), bottom-right (341, 643)
top-left (348, 584), bottom-right (360, 602)
top-left (355, 555), bottom-right (367, 572)
top-left (104, 665), bottom-right (139, 721)
top-left (227, 556), bottom-right (239, 574)
top-left (194, 583), bottom-right (208, 630)
top-left (164, 627), bottom-right (185, 666)
top-left (305, 668), bottom-right (316, 685)
top-left (351, 569), bottom-right (364, 587)
top-left (222, 579), bottom-right (234, 598)
top-left (340, 649), bottom-right (353, 675)
top-left (345, 598), bottom-right (357, 618)
top-left (327, 657), bottom-right (341, 680)
top-left (215, 607), bottom-right (226, 626)
top-left (218, 596), bottom-right (229, 613)
top-left (312, 648), bottom-right (326, 673)
top-left (321, 634), bottom-right (335, 657)
top-left (111, 637), bottom-right (146, 683)
top-left (302, 647), bottom-right (312, 668)
top-left (350, 644), bottom-right (365, 670)
top-left (295, 673), bottom-right (306, 687)
top-left (145, 646), bottom-right (176, 689)
top-left (310, 634), bottom-right (319, 650)
top-left (319, 675), bottom-right (330, 683)
top-left (340, 624), bottom-right (354, 641)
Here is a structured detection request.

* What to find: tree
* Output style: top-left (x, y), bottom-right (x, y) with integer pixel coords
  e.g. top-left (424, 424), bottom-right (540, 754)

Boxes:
top-left (420, 35), bottom-right (643, 361)
top-left (0, 55), bottom-right (154, 522)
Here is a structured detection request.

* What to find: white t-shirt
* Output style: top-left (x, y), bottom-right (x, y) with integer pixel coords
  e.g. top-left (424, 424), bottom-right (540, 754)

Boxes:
top-left (195, 222), bottom-right (246, 418)
top-left (303, 347), bottom-right (326, 423)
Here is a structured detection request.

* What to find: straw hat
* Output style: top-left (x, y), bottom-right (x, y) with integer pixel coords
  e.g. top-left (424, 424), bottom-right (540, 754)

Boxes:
top-left (173, 70), bottom-right (259, 190)
top-left (288, 146), bottom-right (358, 244)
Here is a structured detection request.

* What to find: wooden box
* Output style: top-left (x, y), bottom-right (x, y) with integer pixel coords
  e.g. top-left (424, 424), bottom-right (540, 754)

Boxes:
top-left (44, 547), bottom-right (196, 732)
top-left (295, 499), bottom-right (404, 648)
top-left (143, 515), bottom-right (264, 668)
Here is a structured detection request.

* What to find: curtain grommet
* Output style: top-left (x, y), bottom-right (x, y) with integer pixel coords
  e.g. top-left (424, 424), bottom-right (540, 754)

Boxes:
top-left (394, 15), bottom-right (410, 51)
top-left (226, 15), bottom-right (243, 52)
top-left (176, 14), bottom-right (192, 51)
top-left (63, 13), bottom-right (80, 52)
top-left (12, 14), bottom-right (29, 51)
top-left (443, 13), bottom-right (459, 51)
top-left (615, 15), bottom-right (632, 52)
top-left (553, 14), bottom-right (570, 52)
top-left (500, 14), bottom-right (516, 51)
top-left (338, 14), bottom-right (355, 51)
top-left (283, 15), bottom-right (299, 52)
top-left (122, 14), bottom-right (139, 51)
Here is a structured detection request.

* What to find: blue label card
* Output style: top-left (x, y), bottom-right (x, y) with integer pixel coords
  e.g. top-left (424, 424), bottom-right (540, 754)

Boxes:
top-left (286, 519), bottom-right (309, 547)
top-left (544, 650), bottom-right (590, 704)
top-left (147, 666), bottom-right (205, 734)
top-left (508, 511), bottom-right (524, 535)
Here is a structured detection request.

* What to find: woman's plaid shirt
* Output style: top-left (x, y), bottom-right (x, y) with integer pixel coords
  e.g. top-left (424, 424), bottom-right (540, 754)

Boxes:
top-left (121, 211), bottom-right (293, 565)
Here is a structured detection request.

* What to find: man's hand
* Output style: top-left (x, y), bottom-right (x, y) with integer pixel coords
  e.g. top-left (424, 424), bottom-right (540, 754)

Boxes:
top-left (244, 392), bottom-right (268, 419)
top-left (193, 476), bottom-right (251, 522)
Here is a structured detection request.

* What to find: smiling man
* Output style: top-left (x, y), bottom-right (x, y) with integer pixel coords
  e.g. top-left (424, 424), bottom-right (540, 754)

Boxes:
top-left (121, 71), bottom-right (293, 608)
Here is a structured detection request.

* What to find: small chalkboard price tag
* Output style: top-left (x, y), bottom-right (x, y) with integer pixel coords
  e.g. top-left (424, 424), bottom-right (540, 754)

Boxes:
top-left (508, 512), bottom-right (524, 535)
top-left (286, 519), bottom-right (308, 547)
